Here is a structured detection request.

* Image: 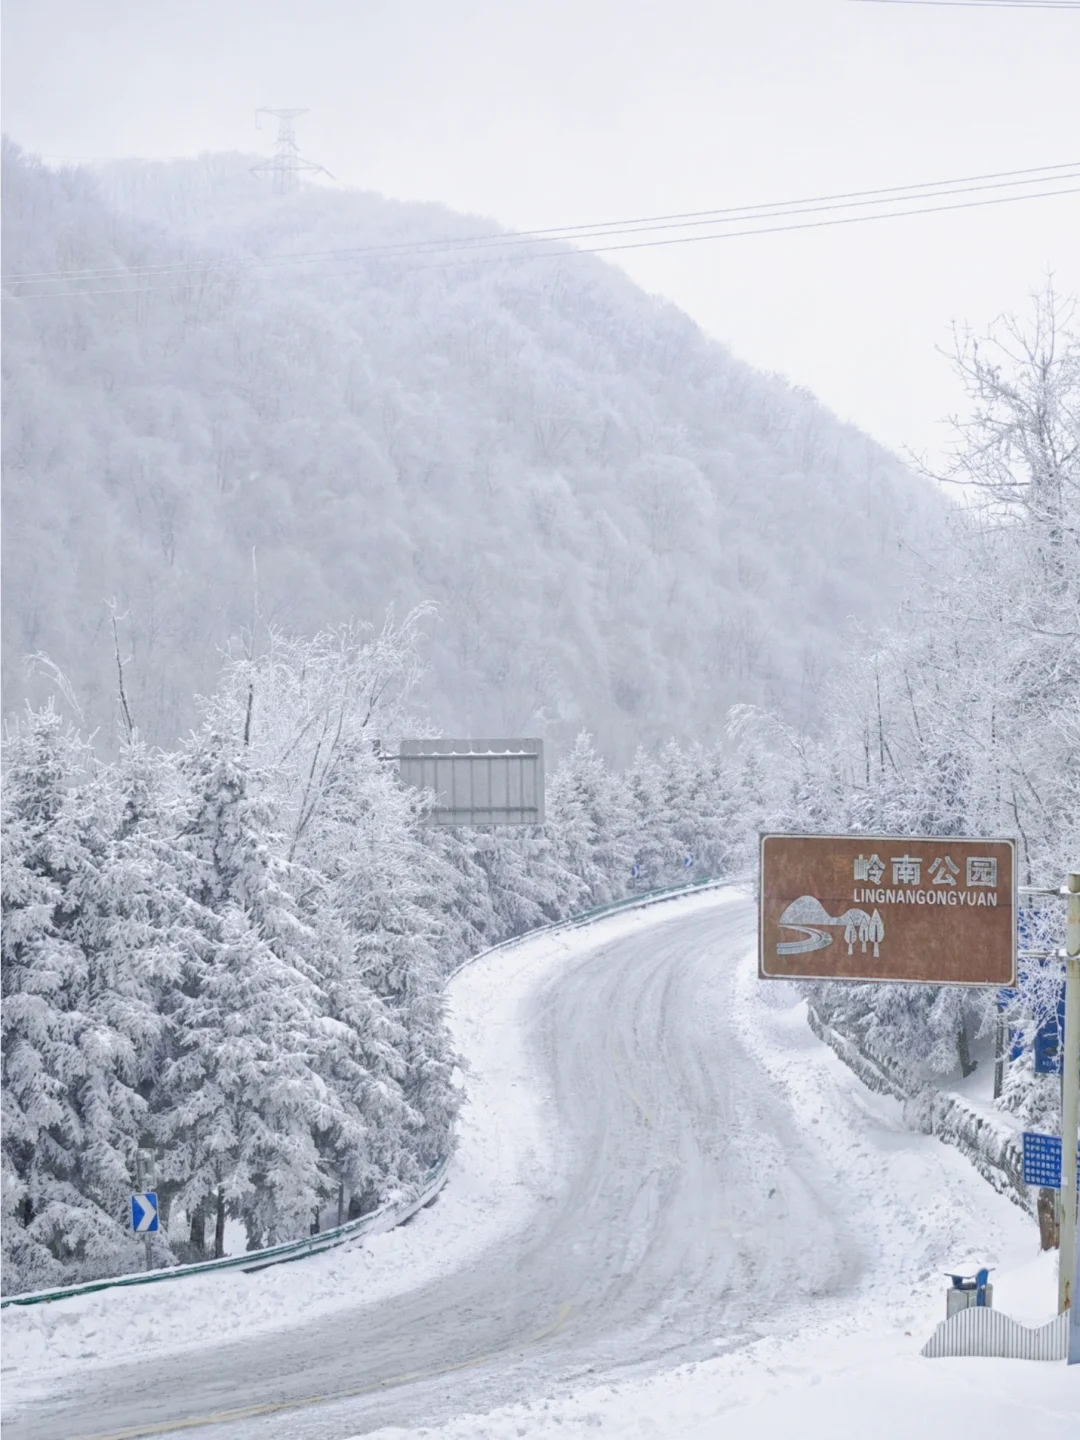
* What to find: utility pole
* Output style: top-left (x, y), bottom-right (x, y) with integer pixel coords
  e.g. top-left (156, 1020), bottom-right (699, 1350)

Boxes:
top-left (1059, 871), bottom-right (1080, 1314)
top-left (136, 1149), bottom-right (156, 1273)
top-left (251, 109), bottom-right (333, 195)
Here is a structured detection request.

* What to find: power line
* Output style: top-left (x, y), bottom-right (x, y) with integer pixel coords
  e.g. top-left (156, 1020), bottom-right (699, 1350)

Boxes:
top-left (851, 1), bottom-right (1080, 9)
top-left (4, 173), bottom-right (1077, 302)
top-left (7, 159), bottom-right (1078, 287)
top-left (9, 182), bottom-right (1078, 299)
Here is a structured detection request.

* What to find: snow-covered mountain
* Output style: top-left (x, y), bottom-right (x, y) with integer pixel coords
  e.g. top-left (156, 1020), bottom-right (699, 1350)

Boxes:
top-left (2, 143), bottom-right (942, 757)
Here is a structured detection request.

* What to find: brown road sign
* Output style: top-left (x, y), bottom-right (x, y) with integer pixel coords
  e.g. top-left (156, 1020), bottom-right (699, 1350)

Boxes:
top-left (759, 834), bottom-right (1016, 985)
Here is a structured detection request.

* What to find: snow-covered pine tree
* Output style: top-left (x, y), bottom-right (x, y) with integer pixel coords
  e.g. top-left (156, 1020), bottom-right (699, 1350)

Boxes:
top-left (471, 822), bottom-right (587, 938)
top-left (420, 824), bottom-right (502, 968)
top-left (653, 740), bottom-right (735, 883)
top-left (285, 733), bottom-right (445, 1208)
top-left (162, 732), bottom-right (335, 1252)
top-left (1, 707), bottom-right (169, 1291)
top-left (311, 744), bottom-right (460, 1187)
top-left (201, 619), bottom-right (462, 1202)
top-left (624, 747), bottom-right (672, 891)
top-left (547, 732), bottom-right (634, 906)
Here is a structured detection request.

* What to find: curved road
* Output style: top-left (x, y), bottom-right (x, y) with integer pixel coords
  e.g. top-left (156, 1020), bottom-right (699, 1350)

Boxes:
top-left (8, 897), bottom-right (861, 1440)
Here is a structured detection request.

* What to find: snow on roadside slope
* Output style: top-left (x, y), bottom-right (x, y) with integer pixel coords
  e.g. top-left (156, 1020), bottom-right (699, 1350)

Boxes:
top-left (0, 888), bottom-right (736, 1391)
top-left (352, 939), bottom-right (1078, 1440)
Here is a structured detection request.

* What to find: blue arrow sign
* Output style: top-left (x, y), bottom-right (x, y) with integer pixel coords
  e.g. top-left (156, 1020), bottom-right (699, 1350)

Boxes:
top-left (131, 1192), bottom-right (159, 1234)
top-left (1022, 1132), bottom-right (1080, 1191)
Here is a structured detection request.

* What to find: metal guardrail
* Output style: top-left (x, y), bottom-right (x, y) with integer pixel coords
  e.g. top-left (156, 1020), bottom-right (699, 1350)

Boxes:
top-left (446, 873), bottom-right (741, 981)
top-left (1, 872), bottom-right (741, 1310)
top-left (0, 1158), bottom-right (450, 1310)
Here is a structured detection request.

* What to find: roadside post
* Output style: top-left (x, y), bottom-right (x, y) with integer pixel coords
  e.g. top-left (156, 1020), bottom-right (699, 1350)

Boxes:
top-left (133, 1149), bottom-right (159, 1273)
top-left (1060, 872), bottom-right (1080, 1314)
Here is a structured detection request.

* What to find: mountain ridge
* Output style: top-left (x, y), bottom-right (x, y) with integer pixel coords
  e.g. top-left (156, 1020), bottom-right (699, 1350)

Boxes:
top-left (2, 143), bottom-right (944, 760)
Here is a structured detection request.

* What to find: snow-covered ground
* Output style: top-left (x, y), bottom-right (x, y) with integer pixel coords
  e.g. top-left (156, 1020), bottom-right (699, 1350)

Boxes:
top-left (347, 913), bottom-right (1078, 1439)
top-left (356, 1320), bottom-right (1074, 1440)
top-left (3, 887), bottom-right (1076, 1440)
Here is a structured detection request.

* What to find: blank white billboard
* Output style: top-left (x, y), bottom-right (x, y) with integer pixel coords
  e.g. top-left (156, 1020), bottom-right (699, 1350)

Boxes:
top-left (398, 739), bottom-right (544, 827)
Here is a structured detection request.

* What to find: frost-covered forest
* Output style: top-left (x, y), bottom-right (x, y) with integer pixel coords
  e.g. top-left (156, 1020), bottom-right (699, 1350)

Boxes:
top-left (736, 286), bottom-right (1080, 1133)
top-left (2, 614), bottom-right (746, 1294)
top-left (1, 141), bottom-right (1077, 1298)
top-left (1, 143), bottom-right (943, 760)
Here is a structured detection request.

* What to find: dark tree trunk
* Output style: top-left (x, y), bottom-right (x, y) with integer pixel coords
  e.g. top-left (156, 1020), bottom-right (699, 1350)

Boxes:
top-left (958, 1025), bottom-right (977, 1079)
top-left (213, 1186), bottom-right (226, 1259)
top-left (1037, 1189), bottom-right (1060, 1251)
top-left (189, 1203), bottom-right (206, 1257)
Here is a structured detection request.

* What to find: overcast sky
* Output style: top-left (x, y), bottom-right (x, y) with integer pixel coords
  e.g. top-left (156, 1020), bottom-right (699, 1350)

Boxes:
top-left (4, 0), bottom-right (1078, 462)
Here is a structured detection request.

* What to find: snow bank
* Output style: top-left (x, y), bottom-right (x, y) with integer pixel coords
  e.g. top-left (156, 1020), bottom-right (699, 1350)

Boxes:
top-left (805, 1002), bottom-right (1031, 1210)
top-left (356, 1327), bottom-right (1077, 1440)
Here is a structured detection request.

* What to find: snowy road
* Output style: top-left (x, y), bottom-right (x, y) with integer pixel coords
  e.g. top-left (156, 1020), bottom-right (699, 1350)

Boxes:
top-left (4, 890), bottom-right (1055, 1440)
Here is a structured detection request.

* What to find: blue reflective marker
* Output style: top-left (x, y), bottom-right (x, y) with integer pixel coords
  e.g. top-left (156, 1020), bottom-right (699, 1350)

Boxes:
top-left (131, 1192), bottom-right (159, 1234)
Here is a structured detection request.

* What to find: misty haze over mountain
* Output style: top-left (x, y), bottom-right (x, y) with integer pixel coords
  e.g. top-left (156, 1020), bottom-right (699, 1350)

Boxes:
top-left (2, 145), bottom-right (943, 758)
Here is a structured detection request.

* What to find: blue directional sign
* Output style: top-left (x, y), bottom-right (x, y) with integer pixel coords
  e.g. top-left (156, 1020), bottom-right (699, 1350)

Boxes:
top-left (683, 855), bottom-right (694, 870)
top-left (131, 1192), bottom-right (159, 1234)
top-left (1022, 1132), bottom-right (1080, 1190)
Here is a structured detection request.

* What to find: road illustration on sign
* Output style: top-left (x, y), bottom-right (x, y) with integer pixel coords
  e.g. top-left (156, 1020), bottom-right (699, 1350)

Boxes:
top-left (776, 894), bottom-right (885, 957)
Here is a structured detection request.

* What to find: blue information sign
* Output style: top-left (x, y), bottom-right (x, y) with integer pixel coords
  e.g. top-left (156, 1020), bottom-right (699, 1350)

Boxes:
top-left (1021, 1132), bottom-right (1080, 1190)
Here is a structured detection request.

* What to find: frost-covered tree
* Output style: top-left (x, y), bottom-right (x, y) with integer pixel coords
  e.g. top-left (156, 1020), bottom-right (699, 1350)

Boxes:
top-left (198, 619), bottom-right (462, 1197)
top-left (1, 708), bottom-right (173, 1289)
top-left (471, 824), bottom-right (585, 937)
top-left (420, 825), bottom-right (502, 968)
top-left (547, 732), bottom-right (634, 906)
top-left (279, 734), bottom-right (452, 1194)
top-left (161, 734), bottom-right (337, 1252)
top-left (732, 285), bottom-right (1079, 1097)
top-left (624, 747), bottom-right (671, 890)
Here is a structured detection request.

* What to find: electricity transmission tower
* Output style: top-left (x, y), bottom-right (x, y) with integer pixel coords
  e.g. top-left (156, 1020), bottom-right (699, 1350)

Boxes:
top-left (251, 109), bottom-right (333, 195)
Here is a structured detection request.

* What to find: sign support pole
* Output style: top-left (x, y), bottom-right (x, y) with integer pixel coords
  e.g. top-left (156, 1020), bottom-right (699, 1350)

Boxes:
top-left (136, 1150), bottom-right (154, 1274)
top-left (1060, 872), bottom-right (1080, 1315)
